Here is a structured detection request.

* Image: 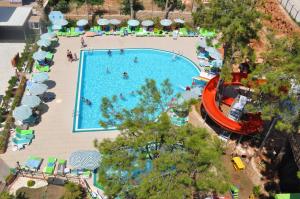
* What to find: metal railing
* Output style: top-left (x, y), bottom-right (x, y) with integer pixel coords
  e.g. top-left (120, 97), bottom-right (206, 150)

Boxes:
top-left (279, 0), bottom-right (300, 23)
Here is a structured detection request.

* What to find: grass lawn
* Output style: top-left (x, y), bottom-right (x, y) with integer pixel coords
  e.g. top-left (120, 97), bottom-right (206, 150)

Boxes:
top-left (16, 184), bottom-right (65, 199)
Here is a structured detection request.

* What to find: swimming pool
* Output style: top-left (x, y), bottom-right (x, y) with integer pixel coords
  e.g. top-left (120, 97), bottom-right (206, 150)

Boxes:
top-left (73, 48), bottom-right (200, 132)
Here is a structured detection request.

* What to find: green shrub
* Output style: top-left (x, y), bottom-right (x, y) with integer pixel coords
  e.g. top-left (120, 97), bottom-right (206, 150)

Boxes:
top-left (252, 185), bottom-right (261, 197)
top-left (8, 76), bottom-right (18, 88)
top-left (0, 191), bottom-right (15, 199)
top-left (63, 182), bottom-right (84, 199)
top-left (54, 0), bottom-right (69, 13)
top-left (27, 180), bottom-right (35, 187)
top-left (5, 173), bottom-right (15, 185)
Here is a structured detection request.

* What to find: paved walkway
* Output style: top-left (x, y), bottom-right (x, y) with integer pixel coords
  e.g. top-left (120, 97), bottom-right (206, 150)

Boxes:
top-left (9, 176), bottom-right (48, 195)
top-left (0, 43), bottom-right (25, 97)
top-left (0, 36), bottom-right (200, 169)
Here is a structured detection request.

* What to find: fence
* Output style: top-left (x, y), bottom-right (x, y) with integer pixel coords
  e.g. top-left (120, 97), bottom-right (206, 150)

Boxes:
top-left (279, 0), bottom-right (300, 23)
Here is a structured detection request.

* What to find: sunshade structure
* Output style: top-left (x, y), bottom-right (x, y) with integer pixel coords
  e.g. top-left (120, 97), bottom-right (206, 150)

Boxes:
top-left (32, 50), bottom-right (48, 61)
top-left (31, 72), bottom-right (49, 83)
top-left (41, 32), bottom-right (56, 40)
top-left (27, 83), bottom-right (48, 96)
top-left (37, 39), bottom-right (51, 48)
top-left (21, 95), bottom-right (41, 108)
top-left (198, 38), bottom-right (207, 49)
top-left (97, 18), bottom-right (109, 26)
top-left (141, 20), bottom-right (154, 27)
top-left (206, 47), bottom-right (222, 60)
top-left (77, 19), bottom-right (88, 26)
top-left (48, 11), bottom-right (63, 23)
top-left (54, 18), bottom-right (68, 26)
top-left (69, 150), bottom-right (101, 170)
top-left (160, 19), bottom-right (172, 26)
top-left (127, 19), bottom-right (140, 27)
top-left (109, 19), bottom-right (121, 25)
top-left (174, 18), bottom-right (185, 24)
top-left (13, 105), bottom-right (32, 121)
top-left (52, 24), bottom-right (62, 30)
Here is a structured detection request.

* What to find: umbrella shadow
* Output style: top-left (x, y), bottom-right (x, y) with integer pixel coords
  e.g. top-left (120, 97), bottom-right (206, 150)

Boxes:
top-left (44, 80), bottom-right (56, 89)
top-left (41, 92), bottom-right (56, 103)
top-left (37, 103), bottom-right (49, 115)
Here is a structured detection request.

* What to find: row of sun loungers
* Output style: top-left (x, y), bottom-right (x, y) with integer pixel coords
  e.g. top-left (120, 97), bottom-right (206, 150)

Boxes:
top-left (56, 27), bottom-right (205, 38)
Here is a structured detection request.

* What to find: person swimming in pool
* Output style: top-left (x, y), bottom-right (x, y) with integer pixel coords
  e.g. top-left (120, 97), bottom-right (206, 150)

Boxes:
top-left (107, 50), bottom-right (112, 56)
top-left (120, 93), bottom-right (125, 100)
top-left (120, 49), bottom-right (124, 54)
top-left (106, 66), bottom-right (110, 74)
top-left (81, 97), bottom-right (92, 106)
top-left (134, 57), bottom-right (138, 63)
top-left (123, 72), bottom-right (128, 79)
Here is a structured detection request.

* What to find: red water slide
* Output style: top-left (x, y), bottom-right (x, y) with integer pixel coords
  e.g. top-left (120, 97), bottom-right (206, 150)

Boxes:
top-left (201, 73), bottom-right (263, 135)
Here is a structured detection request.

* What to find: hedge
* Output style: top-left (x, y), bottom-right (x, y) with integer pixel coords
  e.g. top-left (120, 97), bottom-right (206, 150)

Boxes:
top-left (0, 76), bottom-right (27, 153)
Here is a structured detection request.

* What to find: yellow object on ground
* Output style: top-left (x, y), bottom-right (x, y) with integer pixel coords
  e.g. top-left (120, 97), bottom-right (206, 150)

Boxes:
top-left (232, 157), bottom-right (245, 170)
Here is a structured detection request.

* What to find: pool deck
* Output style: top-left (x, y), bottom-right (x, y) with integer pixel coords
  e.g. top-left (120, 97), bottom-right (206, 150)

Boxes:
top-left (0, 36), bottom-right (200, 168)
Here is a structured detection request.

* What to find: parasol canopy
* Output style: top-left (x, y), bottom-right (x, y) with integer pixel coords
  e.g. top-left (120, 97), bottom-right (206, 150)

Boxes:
top-left (141, 20), bottom-right (154, 27)
top-left (13, 106), bottom-right (32, 121)
top-left (77, 19), bottom-right (88, 26)
top-left (160, 19), bottom-right (172, 26)
top-left (69, 150), bottom-right (101, 170)
top-left (97, 18), bottom-right (109, 26)
top-left (127, 19), bottom-right (140, 27)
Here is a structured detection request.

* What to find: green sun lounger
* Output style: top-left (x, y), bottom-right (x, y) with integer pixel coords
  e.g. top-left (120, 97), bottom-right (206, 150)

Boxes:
top-left (46, 52), bottom-right (54, 60)
top-left (43, 157), bottom-right (57, 175)
top-left (16, 127), bottom-right (34, 135)
top-left (57, 159), bottom-right (67, 175)
top-left (35, 63), bottom-right (50, 72)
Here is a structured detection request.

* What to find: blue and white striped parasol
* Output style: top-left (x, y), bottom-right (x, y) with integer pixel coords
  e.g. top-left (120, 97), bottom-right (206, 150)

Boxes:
top-left (109, 19), bottom-right (121, 25)
top-left (21, 95), bottom-right (41, 108)
top-left (77, 19), bottom-right (88, 26)
top-left (160, 19), bottom-right (172, 26)
top-left (27, 83), bottom-right (48, 95)
top-left (13, 106), bottom-right (32, 121)
top-left (97, 18), bottom-right (109, 26)
top-left (41, 32), bottom-right (57, 40)
top-left (32, 50), bottom-right (48, 61)
top-left (69, 150), bottom-right (101, 170)
top-left (31, 72), bottom-right (49, 83)
top-left (127, 19), bottom-right (140, 27)
top-left (141, 20), bottom-right (154, 27)
top-left (37, 39), bottom-right (51, 47)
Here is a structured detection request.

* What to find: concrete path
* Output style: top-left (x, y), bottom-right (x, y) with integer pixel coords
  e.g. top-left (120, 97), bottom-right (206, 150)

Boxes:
top-left (0, 36), bottom-right (200, 169)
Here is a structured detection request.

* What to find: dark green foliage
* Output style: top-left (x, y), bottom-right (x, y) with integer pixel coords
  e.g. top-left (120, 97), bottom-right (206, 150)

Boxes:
top-left (193, 0), bottom-right (262, 79)
top-left (97, 79), bottom-right (229, 198)
top-left (0, 191), bottom-right (15, 199)
top-left (54, 0), bottom-right (70, 13)
top-left (252, 185), bottom-right (261, 197)
top-left (154, 0), bottom-right (185, 18)
top-left (246, 34), bottom-right (300, 133)
top-left (121, 0), bottom-right (144, 16)
top-left (62, 182), bottom-right (84, 199)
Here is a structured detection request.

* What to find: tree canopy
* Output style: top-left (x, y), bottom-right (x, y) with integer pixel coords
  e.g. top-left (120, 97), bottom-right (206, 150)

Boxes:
top-left (121, 0), bottom-right (144, 19)
top-left (62, 182), bottom-right (85, 199)
top-left (246, 34), bottom-right (300, 133)
top-left (193, 0), bottom-right (262, 79)
top-left (96, 79), bottom-right (229, 198)
top-left (154, 0), bottom-right (185, 19)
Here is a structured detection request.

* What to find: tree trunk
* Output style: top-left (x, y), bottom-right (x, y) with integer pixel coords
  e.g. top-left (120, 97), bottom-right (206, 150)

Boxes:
top-left (257, 117), bottom-right (278, 154)
top-left (164, 0), bottom-right (170, 18)
top-left (274, 138), bottom-right (287, 167)
top-left (130, 0), bottom-right (134, 19)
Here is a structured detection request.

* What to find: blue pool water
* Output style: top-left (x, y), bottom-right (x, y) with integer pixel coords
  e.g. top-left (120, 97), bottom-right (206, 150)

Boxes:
top-left (74, 49), bottom-right (200, 131)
